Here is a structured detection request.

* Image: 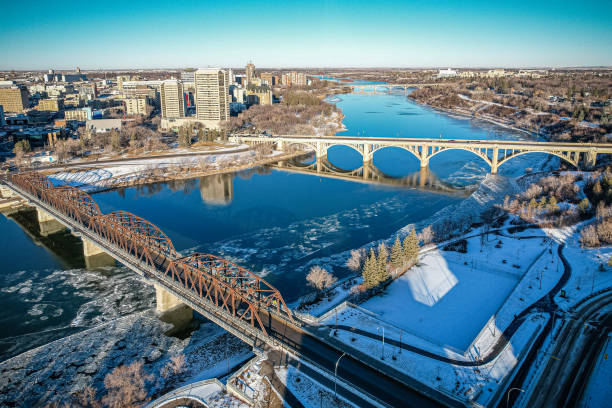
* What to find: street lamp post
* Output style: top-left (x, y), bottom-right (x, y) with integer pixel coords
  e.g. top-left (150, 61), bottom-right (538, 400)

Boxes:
top-left (334, 352), bottom-right (346, 401)
top-left (506, 387), bottom-right (524, 408)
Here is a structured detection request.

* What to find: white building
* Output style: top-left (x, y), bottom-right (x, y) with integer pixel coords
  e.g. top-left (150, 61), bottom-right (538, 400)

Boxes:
top-left (86, 118), bottom-right (122, 133)
top-left (160, 79), bottom-right (185, 119)
top-left (437, 68), bottom-right (457, 78)
top-left (194, 68), bottom-right (229, 124)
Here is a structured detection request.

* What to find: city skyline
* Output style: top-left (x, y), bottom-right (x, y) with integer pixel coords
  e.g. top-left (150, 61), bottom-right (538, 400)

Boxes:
top-left (1, 0), bottom-right (611, 70)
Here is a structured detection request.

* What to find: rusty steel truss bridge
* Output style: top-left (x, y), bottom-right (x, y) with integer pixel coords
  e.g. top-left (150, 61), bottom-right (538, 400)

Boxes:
top-left (2, 171), bottom-right (463, 408)
top-left (4, 171), bottom-right (295, 347)
top-left (231, 135), bottom-right (612, 174)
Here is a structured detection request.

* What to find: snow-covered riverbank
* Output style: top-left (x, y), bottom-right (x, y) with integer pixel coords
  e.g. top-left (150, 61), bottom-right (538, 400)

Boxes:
top-left (0, 310), bottom-right (252, 407)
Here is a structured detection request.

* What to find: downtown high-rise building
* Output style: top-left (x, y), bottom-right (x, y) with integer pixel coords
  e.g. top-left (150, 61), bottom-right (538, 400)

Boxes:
top-left (194, 69), bottom-right (229, 122)
top-left (245, 62), bottom-right (255, 86)
top-left (160, 79), bottom-right (185, 119)
top-left (0, 83), bottom-right (29, 112)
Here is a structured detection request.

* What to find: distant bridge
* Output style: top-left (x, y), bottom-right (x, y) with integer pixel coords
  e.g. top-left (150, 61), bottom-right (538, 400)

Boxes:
top-left (232, 135), bottom-right (612, 174)
top-left (336, 83), bottom-right (441, 94)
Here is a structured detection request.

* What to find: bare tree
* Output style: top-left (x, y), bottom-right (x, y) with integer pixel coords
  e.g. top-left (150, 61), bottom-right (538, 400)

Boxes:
top-left (418, 225), bottom-right (434, 244)
top-left (102, 361), bottom-right (151, 408)
top-left (306, 266), bottom-right (337, 292)
top-left (346, 248), bottom-right (365, 272)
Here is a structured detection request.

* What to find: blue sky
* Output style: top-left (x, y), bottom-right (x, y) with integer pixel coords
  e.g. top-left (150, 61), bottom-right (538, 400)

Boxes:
top-left (1, 0), bottom-right (611, 70)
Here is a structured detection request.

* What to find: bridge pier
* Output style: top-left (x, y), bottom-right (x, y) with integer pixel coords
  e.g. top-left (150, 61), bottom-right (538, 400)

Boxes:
top-left (82, 237), bottom-right (116, 268)
top-left (491, 147), bottom-right (499, 174)
top-left (315, 156), bottom-right (326, 173)
top-left (585, 149), bottom-right (598, 169)
top-left (155, 283), bottom-right (193, 334)
top-left (363, 161), bottom-right (371, 180)
top-left (36, 207), bottom-right (66, 236)
top-left (155, 283), bottom-right (187, 312)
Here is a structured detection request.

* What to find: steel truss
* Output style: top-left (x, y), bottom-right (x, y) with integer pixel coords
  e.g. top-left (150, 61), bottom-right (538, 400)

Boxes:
top-left (10, 172), bottom-right (294, 334)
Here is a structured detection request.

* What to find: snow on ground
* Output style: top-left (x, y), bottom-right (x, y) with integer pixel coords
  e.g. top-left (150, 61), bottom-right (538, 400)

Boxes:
top-left (322, 233), bottom-right (552, 353)
top-left (0, 310), bottom-right (252, 407)
top-left (275, 365), bottom-right (356, 408)
top-left (294, 276), bottom-right (360, 318)
top-left (46, 145), bottom-right (259, 192)
top-left (359, 249), bottom-right (517, 351)
top-left (146, 379), bottom-right (248, 408)
top-left (552, 226), bottom-right (612, 310)
top-left (578, 334), bottom-right (611, 408)
top-left (331, 312), bottom-right (547, 405)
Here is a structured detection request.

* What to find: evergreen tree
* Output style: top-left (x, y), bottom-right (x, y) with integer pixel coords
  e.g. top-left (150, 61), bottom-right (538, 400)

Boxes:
top-left (403, 228), bottom-right (419, 266)
top-left (362, 248), bottom-right (378, 289)
top-left (548, 196), bottom-right (560, 212)
top-left (538, 196), bottom-right (547, 210)
top-left (377, 243), bottom-right (389, 283)
top-left (578, 198), bottom-right (590, 215)
top-left (593, 180), bottom-right (603, 197)
top-left (390, 236), bottom-right (403, 269)
top-left (111, 130), bottom-right (121, 152)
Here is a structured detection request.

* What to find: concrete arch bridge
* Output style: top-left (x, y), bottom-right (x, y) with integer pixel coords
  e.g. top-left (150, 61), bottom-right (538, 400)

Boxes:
top-left (274, 156), bottom-right (463, 194)
top-left (232, 135), bottom-right (612, 174)
top-left (338, 83), bottom-right (441, 94)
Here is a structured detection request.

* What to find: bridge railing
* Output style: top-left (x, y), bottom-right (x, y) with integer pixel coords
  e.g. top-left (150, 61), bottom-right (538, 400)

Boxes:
top-left (8, 171), bottom-right (294, 334)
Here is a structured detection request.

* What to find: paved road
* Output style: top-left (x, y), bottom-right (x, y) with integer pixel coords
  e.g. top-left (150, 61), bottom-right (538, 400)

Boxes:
top-left (259, 311), bottom-right (452, 407)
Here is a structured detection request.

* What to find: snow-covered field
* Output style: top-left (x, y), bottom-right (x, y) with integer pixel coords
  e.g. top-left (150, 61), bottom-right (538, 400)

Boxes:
top-left (323, 231), bottom-right (552, 353)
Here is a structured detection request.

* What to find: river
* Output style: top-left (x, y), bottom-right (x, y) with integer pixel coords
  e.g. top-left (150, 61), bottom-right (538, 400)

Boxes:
top-left (0, 87), bottom-right (549, 361)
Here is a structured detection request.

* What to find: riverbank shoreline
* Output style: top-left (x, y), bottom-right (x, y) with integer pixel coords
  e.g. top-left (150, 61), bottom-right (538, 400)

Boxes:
top-left (45, 148), bottom-right (309, 193)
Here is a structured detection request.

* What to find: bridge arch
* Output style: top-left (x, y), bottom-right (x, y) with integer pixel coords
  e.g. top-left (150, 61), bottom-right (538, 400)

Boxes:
top-left (497, 150), bottom-right (578, 170)
top-left (49, 185), bottom-right (101, 224)
top-left (427, 147), bottom-right (493, 168)
top-left (166, 252), bottom-right (293, 334)
top-left (325, 143), bottom-right (364, 158)
top-left (96, 210), bottom-right (179, 260)
top-left (370, 145), bottom-right (421, 162)
top-left (286, 141), bottom-right (317, 153)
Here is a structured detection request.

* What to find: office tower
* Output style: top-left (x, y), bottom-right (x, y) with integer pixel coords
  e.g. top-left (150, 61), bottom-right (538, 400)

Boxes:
top-left (181, 69), bottom-right (196, 83)
top-left (245, 62), bottom-right (255, 86)
top-left (0, 83), bottom-right (29, 112)
top-left (194, 69), bottom-right (229, 122)
top-left (123, 97), bottom-right (149, 115)
top-left (160, 79), bottom-right (185, 119)
top-left (260, 72), bottom-right (275, 86)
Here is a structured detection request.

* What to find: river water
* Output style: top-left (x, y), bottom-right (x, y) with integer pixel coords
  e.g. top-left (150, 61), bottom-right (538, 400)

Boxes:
top-left (0, 89), bottom-right (549, 361)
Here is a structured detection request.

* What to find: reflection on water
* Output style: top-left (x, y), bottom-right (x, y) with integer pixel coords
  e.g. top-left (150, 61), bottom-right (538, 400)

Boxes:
top-left (276, 154), bottom-right (470, 196)
top-left (89, 167), bottom-right (463, 302)
top-left (1, 207), bottom-right (85, 270)
top-left (199, 173), bottom-right (234, 205)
